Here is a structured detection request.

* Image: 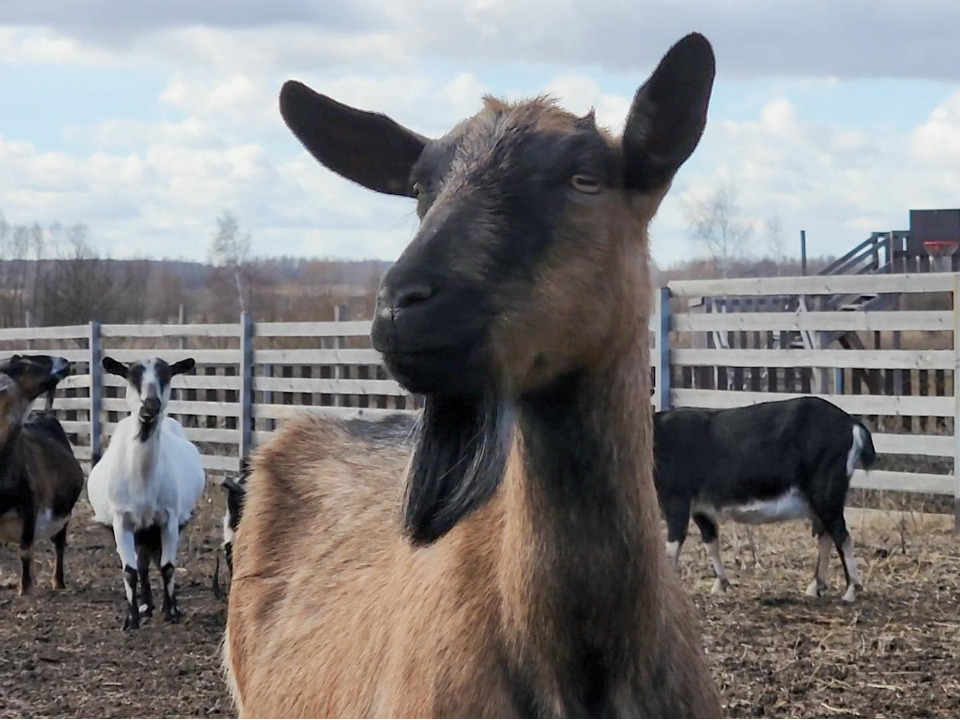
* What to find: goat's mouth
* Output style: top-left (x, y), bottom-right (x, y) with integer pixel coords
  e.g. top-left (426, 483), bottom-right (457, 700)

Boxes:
top-left (381, 344), bottom-right (487, 396)
top-left (138, 399), bottom-right (162, 423)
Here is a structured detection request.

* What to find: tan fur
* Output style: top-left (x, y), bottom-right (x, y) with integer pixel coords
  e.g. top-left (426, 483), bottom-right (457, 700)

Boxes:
top-left (229, 78), bottom-right (720, 717)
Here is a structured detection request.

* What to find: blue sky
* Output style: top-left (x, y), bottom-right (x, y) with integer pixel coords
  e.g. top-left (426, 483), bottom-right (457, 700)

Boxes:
top-left (2, 1), bottom-right (960, 267)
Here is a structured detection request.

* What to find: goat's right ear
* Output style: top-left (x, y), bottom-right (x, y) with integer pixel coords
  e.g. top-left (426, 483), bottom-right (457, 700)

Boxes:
top-left (622, 33), bottom-right (715, 192)
top-left (102, 357), bottom-right (128, 379)
top-left (279, 80), bottom-right (428, 198)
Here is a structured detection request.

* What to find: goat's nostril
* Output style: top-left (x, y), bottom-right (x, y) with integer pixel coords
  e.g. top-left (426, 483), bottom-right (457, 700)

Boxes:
top-left (394, 284), bottom-right (435, 310)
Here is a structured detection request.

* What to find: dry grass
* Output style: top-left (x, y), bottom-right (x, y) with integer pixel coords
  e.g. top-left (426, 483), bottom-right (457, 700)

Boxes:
top-left (688, 509), bottom-right (960, 718)
top-left (1, 495), bottom-right (957, 718)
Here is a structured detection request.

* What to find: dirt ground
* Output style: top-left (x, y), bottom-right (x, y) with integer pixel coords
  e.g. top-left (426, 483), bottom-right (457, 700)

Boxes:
top-left (0, 494), bottom-right (233, 719)
top-left (1, 493), bottom-right (958, 718)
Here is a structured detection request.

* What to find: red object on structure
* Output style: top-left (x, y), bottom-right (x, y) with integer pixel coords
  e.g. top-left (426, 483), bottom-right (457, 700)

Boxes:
top-left (923, 240), bottom-right (960, 257)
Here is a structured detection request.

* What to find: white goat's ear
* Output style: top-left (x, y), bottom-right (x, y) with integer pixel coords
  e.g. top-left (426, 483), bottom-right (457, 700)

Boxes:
top-left (171, 358), bottom-right (196, 376)
top-left (102, 357), bottom-right (129, 379)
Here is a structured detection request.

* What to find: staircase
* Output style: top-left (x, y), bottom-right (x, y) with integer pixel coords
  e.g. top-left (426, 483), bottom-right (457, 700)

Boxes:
top-left (814, 231), bottom-right (910, 349)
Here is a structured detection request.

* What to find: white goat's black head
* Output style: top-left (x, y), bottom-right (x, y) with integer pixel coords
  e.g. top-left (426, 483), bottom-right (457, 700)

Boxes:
top-left (102, 357), bottom-right (196, 440)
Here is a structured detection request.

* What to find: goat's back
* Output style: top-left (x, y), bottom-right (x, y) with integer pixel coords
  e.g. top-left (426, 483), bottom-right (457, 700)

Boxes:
top-left (226, 415), bottom-right (516, 717)
top-left (157, 417), bottom-right (205, 523)
top-left (654, 396), bottom-right (862, 505)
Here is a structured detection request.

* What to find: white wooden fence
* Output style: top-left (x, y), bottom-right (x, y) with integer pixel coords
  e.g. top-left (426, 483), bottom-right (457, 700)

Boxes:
top-left (2, 272), bottom-right (958, 525)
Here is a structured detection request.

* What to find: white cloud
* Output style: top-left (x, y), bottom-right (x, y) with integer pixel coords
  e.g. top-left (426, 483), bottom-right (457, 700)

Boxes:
top-left (657, 92), bottom-right (960, 265)
top-left (6, 2), bottom-right (960, 80)
top-left (543, 75), bottom-right (631, 132)
top-left (5, 3), bottom-right (960, 269)
top-left (908, 90), bottom-right (960, 167)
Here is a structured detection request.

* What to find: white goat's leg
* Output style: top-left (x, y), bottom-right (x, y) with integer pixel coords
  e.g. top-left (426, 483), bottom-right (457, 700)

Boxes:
top-left (839, 535), bottom-right (863, 603)
top-left (159, 517), bottom-right (183, 622)
top-left (805, 533), bottom-right (832, 597)
top-left (113, 517), bottom-right (140, 630)
top-left (705, 538), bottom-right (731, 595)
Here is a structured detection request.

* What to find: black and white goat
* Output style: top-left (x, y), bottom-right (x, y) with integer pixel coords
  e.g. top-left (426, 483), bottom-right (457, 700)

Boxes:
top-left (213, 458), bottom-right (249, 599)
top-left (0, 355), bottom-right (84, 595)
top-left (88, 356), bottom-right (205, 629)
top-left (653, 396), bottom-right (876, 602)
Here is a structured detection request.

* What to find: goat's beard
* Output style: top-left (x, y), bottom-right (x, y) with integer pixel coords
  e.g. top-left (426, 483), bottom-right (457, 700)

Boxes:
top-left (401, 392), bottom-right (515, 546)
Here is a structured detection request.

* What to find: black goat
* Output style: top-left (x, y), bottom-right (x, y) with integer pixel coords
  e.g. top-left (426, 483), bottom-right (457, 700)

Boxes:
top-left (213, 458), bottom-right (249, 599)
top-left (0, 355), bottom-right (84, 594)
top-left (653, 396), bottom-right (876, 602)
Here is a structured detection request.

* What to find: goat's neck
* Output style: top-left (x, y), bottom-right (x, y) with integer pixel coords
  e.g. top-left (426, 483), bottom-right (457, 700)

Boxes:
top-left (129, 414), bottom-right (163, 481)
top-left (498, 338), bottom-right (663, 706)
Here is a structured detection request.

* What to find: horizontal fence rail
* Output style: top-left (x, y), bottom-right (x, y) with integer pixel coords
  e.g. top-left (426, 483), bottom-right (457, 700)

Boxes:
top-left (1, 272), bottom-right (958, 526)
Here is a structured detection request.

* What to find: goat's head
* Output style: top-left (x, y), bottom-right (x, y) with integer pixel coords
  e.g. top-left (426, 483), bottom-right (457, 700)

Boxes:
top-left (280, 34), bottom-right (715, 543)
top-left (0, 354), bottom-right (71, 442)
top-left (281, 33), bottom-right (713, 398)
top-left (102, 357), bottom-right (196, 433)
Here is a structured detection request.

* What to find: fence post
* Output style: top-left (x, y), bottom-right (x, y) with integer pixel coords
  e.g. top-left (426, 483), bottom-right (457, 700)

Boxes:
top-left (334, 304), bottom-right (346, 408)
top-left (656, 287), bottom-right (671, 412)
top-left (239, 312), bottom-right (253, 464)
top-left (954, 275), bottom-right (960, 532)
top-left (89, 321), bottom-right (102, 465)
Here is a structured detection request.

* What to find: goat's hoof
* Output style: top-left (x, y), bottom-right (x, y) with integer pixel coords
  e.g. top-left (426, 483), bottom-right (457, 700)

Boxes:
top-left (139, 604), bottom-right (154, 617)
top-left (122, 614), bottom-right (140, 631)
top-left (18, 585), bottom-right (32, 597)
top-left (841, 585), bottom-right (857, 603)
top-left (164, 606), bottom-right (183, 623)
top-left (710, 578), bottom-right (730, 596)
top-left (805, 580), bottom-right (826, 598)
top-left (51, 579), bottom-right (66, 591)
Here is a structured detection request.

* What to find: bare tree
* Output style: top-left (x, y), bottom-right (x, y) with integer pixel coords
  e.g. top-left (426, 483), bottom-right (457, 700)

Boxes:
top-left (684, 184), bottom-right (753, 278)
top-left (209, 212), bottom-right (251, 314)
top-left (765, 212), bottom-right (786, 275)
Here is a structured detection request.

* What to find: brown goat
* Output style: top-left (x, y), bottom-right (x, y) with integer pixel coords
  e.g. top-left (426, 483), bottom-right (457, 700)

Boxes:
top-left (227, 33), bottom-right (721, 717)
top-left (0, 355), bottom-right (84, 595)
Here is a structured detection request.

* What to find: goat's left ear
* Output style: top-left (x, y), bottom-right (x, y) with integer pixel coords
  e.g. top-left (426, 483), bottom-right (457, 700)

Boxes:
top-left (622, 33), bottom-right (715, 192)
top-left (171, 358), bottom-right (196, 376)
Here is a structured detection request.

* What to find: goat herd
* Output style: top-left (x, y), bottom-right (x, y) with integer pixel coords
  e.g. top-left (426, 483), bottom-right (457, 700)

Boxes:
top-left (1, 32), bottom-right (898, 718)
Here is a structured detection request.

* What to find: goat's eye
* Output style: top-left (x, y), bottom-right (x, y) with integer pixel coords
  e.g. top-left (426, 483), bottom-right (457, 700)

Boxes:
top-left (570, 173), bottom-right (601, 194)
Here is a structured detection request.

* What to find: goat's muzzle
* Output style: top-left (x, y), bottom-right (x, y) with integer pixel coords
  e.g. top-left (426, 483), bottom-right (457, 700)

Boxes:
top-left (371, 261), bottom-right (494, 396)
top-left (139, 397), bottom-right (162, 422)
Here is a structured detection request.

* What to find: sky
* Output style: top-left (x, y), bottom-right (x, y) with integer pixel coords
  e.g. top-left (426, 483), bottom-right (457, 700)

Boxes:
top-left (2, 1), bottom-right (960, 267)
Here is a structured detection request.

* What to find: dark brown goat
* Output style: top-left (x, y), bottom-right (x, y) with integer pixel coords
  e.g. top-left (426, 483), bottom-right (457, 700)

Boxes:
top-left (0, 355), bottom-right (85, 594)
top-left (227, 34), bottom-right (721, 717)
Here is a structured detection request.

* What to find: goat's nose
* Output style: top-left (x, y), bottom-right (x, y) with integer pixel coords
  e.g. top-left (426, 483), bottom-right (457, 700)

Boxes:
top-left (393, 284), bottom-right (435, 310)
top-left (141, 397), bottom-right (161, 416)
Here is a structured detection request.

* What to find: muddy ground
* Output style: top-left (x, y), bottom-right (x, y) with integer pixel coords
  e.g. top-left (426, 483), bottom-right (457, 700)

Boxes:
top-left (1, 494), bottom-right (958, 718)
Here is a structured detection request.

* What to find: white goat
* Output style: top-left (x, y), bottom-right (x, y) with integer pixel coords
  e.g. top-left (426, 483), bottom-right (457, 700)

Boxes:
top-left (88, 356), bottom-right (205, 630)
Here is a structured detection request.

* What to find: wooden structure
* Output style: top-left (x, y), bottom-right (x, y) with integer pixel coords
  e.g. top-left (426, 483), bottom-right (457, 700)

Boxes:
top-left (1, 272), bottom-right (958, 527)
